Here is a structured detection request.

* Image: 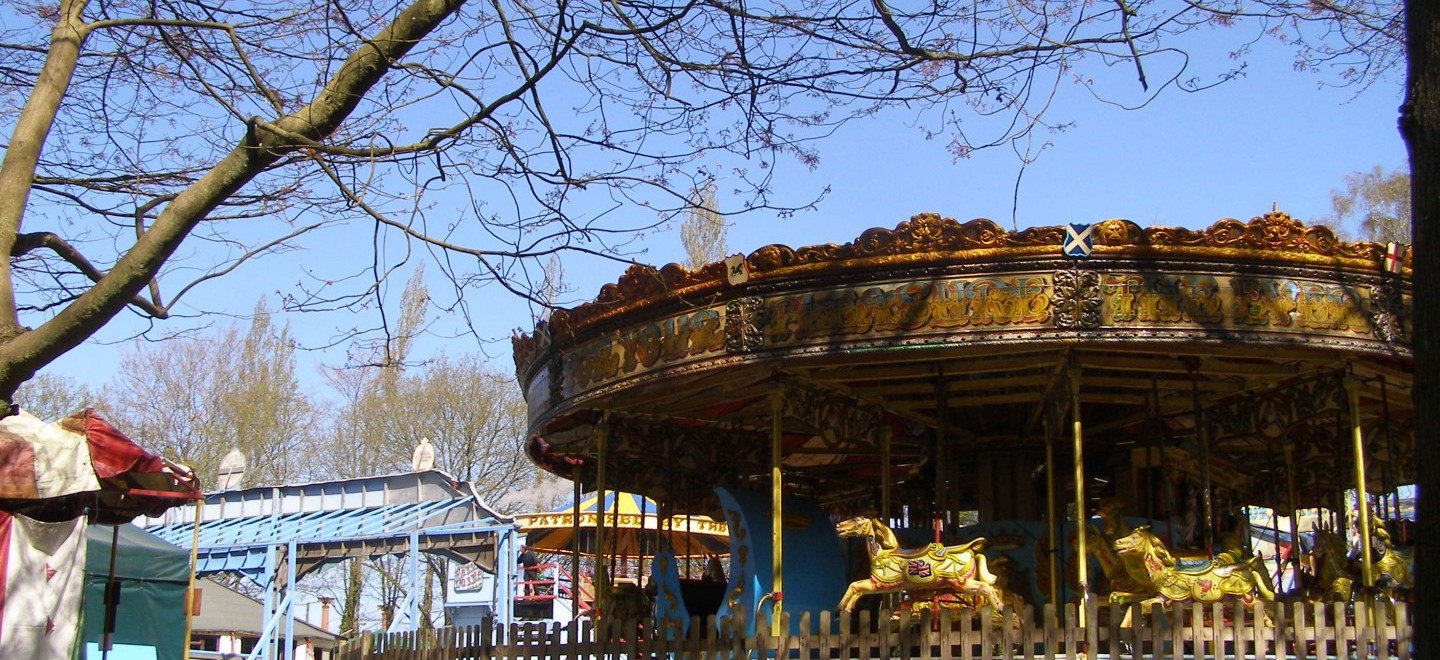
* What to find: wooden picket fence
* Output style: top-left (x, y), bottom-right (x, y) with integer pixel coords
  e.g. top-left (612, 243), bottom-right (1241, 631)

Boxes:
top-left (334, 597), bottom-right (1411, 659)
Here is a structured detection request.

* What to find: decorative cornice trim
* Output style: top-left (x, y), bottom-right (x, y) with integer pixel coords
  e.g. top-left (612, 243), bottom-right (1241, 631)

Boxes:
top-left (514, 212), bottom-right (1408, 379)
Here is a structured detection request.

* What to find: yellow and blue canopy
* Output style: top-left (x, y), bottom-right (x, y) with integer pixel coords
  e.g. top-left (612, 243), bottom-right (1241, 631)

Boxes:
top-left (516, 491), bottom-right (728, 558)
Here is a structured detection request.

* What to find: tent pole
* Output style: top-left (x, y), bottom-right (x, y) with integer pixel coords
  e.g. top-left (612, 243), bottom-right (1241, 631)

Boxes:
top-left (102, 523), bottom-right (120, 660)
top-left (183, 499), bottom-right (203, 660)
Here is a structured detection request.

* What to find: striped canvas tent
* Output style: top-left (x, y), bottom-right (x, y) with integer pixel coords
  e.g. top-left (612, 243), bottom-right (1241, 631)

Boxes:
top-left (516, 491), bottom-right (728, 558)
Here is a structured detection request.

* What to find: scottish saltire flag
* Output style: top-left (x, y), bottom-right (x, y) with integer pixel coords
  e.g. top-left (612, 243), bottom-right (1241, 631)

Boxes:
top-left (1063, 223), bottom-right (1093, 259)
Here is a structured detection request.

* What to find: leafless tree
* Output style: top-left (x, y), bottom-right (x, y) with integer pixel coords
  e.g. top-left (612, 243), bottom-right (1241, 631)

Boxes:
top-left (2, 0), bottom-right (1285, 403)
top-left (3, 0), bottom-right (1438, 645)
top-left (389, 354), bottom-right (530, 494)
top-left (105, 300), bottom-right (314, 487)
top-left (12, 371), bottom-right (95, 421)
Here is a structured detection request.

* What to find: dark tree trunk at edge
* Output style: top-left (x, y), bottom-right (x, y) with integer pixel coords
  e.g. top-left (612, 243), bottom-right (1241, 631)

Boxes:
top-left (1402, 1), bottom-right (1438, 654)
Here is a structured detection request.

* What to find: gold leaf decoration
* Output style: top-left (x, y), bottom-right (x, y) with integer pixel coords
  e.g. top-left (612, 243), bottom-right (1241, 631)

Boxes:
top-left (511, 211), bottom-right (1399, 378)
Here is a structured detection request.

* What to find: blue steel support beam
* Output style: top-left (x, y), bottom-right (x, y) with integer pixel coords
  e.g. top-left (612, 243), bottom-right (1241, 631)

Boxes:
top-left (408, 530), bottom-right (420, 630)
top-left (248, 546), bottom-right (278, 660)
top-left (285, 539), bottom-right (297, 660)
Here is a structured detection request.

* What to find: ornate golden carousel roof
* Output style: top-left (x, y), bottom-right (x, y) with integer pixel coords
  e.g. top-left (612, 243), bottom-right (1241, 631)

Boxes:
top-left (513, 212), bottom-right (1413, 516)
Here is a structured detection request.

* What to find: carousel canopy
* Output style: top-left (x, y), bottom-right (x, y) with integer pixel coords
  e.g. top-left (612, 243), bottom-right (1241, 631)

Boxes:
top-left (516, 491), bottom-right (729, 558)
top-left (513, 213), bottom-right (1415, 518)
top-left (0, 409), bottom-right (201, 524)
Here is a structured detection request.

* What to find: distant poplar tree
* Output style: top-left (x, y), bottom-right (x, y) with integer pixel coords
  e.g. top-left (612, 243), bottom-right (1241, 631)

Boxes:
top-left (680, 184), bottom-right (728, 270)
top-left (322, 266), bottom-right (534, 631)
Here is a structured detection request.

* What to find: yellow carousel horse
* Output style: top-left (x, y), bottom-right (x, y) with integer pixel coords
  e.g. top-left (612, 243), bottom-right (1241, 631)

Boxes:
top-left (1304, 524), bottom-right (1355, 602)
top-left (834, 516), bottom-right (1005, 613)
top-left (1110, 526), bottom-right (1275, 609)
top-left (1088, 499), bottom-right (1154, 598)
top-left (1372, 517), bottom-right (1414, 598)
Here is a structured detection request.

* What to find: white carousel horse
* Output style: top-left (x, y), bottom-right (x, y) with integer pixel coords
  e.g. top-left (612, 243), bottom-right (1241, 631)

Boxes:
top-left (833, 516), bottom-right (1004, 613)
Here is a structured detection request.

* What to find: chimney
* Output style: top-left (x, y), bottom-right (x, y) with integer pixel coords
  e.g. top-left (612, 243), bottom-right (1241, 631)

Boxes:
top-left (318, 597), bottom-right (334, 632)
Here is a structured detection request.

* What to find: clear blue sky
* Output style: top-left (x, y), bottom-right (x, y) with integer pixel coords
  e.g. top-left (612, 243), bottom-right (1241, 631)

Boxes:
top-left (42, 33), bottom-right (1408, 393)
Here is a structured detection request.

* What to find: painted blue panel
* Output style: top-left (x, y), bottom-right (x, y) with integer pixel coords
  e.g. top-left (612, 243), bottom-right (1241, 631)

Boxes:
top-left (712, 486), bottom-right (845, 636)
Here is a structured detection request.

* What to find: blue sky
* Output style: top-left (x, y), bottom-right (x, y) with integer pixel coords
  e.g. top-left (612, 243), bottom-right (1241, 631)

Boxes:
top-left (40, 33), bottom-right (1409, 393)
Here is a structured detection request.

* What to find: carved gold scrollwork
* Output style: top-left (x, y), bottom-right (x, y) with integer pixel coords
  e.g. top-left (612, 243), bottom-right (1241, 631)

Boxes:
top-left (780, 379), bottom-right (884, 446)
top-left (1206, 373), bottom-right (1346, 444)
top-left (1369, 282), bottom-right (1407, 343)
top-left (1092, 219), bottom-right (1145, 245)
top-left (512, 212), bottom-right (1395, 379)
top-left (724, 297), bottom-right (766, 353)
top-left (1051, 269), bottom-right (1101, 330)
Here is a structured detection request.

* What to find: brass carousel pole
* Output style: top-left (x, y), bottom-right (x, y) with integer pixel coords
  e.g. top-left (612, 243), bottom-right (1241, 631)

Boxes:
top-left (1190, 371), bottom-right (1215, 556)
top-left (1070, 366), bottom-right (1089, 627)
top-left (881, 425), bottom-right (892, 524)
top-left (595, 423), bottom-right (610, 617)
top-left (936, 366), bottom-right (949, 525)
top-left (1282, 441), bottom-right (1303, 595)
top-left (1044, 417), bottom-right (1060, 611)
top-left (572, 469), bottom-right (582, 619)
top-left (1146, 377), bottom-right (1160, 523)
top-left (770, 388), bottom-right (785, 635)
top-left (1346, 376), bottom-right (1376, 591)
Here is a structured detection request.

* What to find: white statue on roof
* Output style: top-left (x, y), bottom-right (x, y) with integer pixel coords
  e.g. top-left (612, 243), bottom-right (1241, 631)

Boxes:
top-left (411, 437), bottom-right (436, 472)
top-left (217, 448), bottom-right (246, 490)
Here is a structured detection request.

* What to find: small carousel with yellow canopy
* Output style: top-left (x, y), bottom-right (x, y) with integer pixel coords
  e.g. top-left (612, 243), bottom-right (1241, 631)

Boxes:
top-left (511, 211), bottom-right (1414, 635)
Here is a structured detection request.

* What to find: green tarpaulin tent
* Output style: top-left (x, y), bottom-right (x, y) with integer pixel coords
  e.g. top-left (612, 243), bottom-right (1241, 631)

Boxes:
top-left (77, 524), bottom-right (190, 660)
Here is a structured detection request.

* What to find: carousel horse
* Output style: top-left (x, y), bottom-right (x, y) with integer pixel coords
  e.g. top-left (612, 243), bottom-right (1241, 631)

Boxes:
top-left (1093, 497), bottom-right (1133, 540)
top-left (1110, 526), bottom-right (1275, 610)
top-left (1372, 518), bottom-right (1414, 598)
top-left (834, 516), bottom-right (1005, 613)
top-left (1088, 499), bottom-right (1154, 597)
top-left (1304, 524), bottom-right (1356, 602)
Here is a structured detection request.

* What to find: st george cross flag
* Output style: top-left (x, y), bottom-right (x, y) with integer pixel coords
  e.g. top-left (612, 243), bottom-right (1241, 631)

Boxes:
top-left (1384, 242), bottom-right (1403, 274)
top-left (1063, 223), bottom-right (1093, 259)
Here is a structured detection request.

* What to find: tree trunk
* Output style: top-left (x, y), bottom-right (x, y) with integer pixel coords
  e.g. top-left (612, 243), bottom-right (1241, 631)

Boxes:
top-left (341, 558), bottom-right (363, 637)
top-left (1401, 0), bottom-right (1438, 654)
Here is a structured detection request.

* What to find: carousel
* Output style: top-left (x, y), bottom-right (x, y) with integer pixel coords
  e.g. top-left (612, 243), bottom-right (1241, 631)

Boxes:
top-left (514, 490), bottom-right (730, 620)
top-left (510, 211), bottom-right (1414, 635)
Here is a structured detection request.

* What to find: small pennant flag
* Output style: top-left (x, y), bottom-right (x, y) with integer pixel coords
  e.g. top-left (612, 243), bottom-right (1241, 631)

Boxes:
top-left (1384, 242), bottom-right (1403, 274)
top-left (724, 254), bottom-right (750, 285)
top-left (1063, 223), bottom-right (1093, 259)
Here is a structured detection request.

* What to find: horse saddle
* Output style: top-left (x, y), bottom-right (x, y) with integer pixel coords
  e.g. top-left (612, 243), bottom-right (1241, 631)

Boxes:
top-left (891, 538), bottom-right (985, 561)
top-left (1173, 556), bottom-right (1248, 576)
